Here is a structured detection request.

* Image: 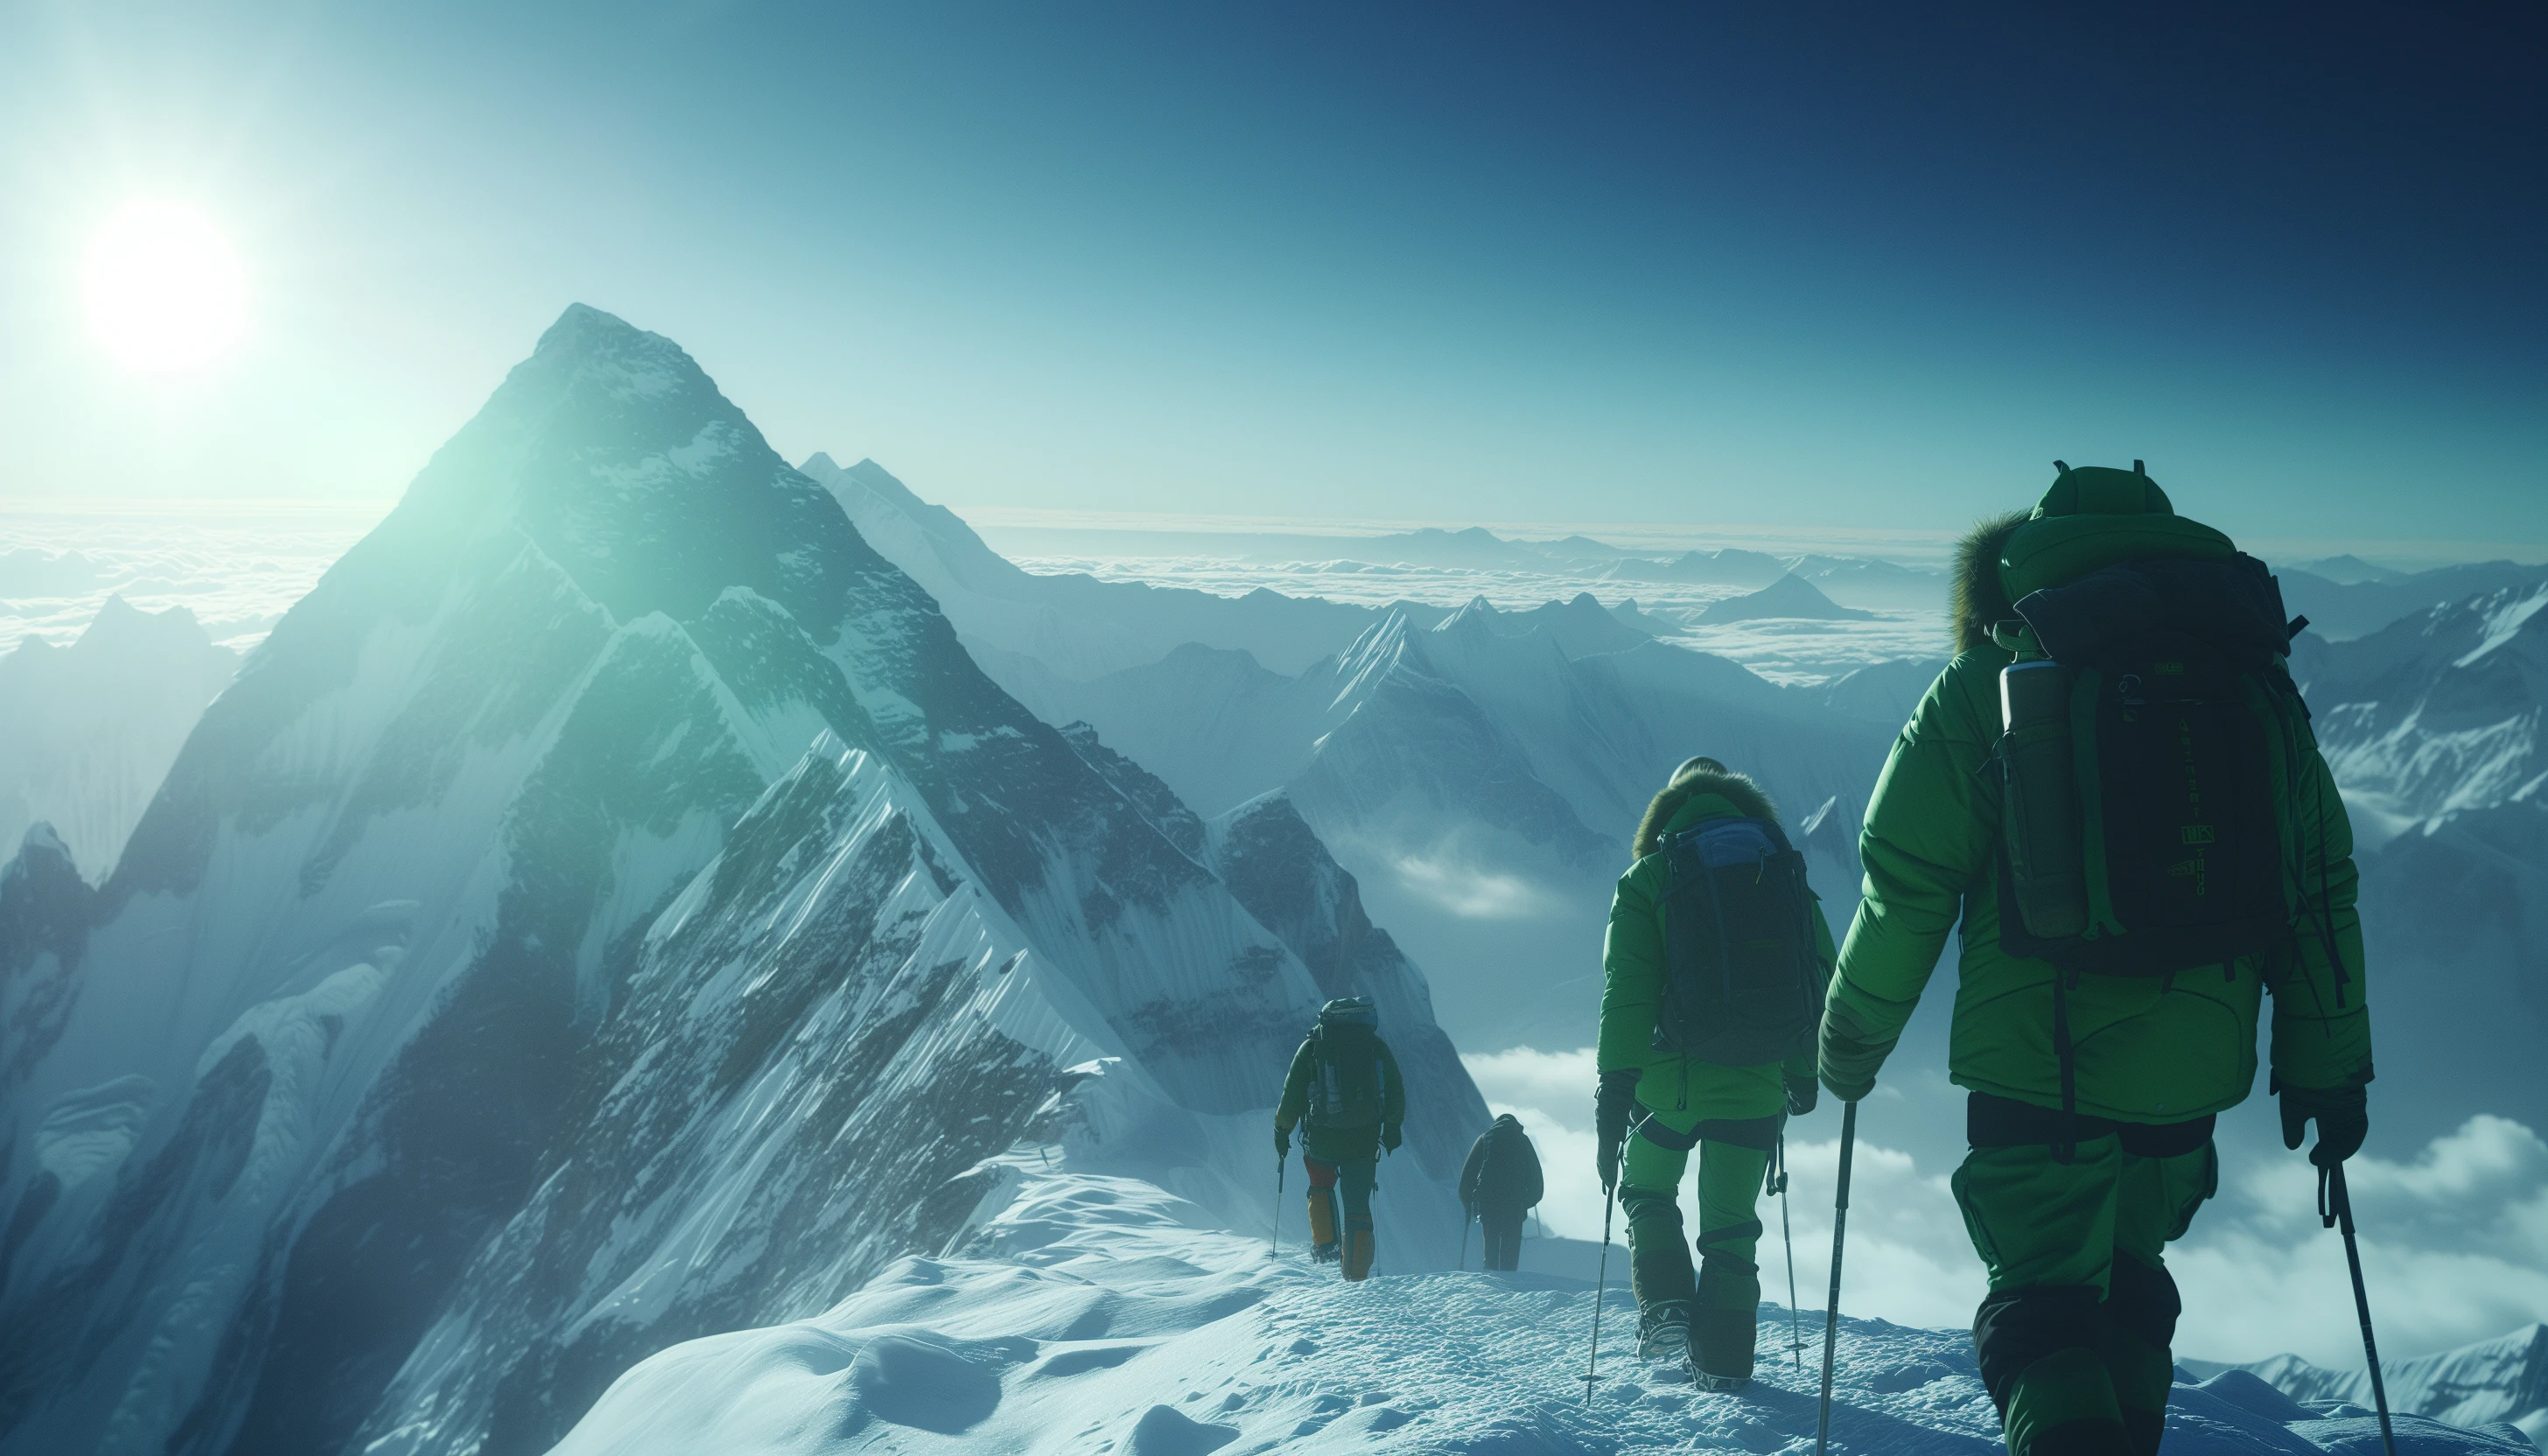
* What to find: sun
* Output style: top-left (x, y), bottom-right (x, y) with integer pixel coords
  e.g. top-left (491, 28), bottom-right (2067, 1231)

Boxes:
top-left (82, 204), bottom-right (249, 374)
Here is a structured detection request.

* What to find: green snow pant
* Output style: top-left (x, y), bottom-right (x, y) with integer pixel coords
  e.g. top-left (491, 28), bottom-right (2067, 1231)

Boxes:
top-left (1952, 1094), bottom-right (2219, 1456)
top-left (1619, 1101), bottom-right (1778, 1378)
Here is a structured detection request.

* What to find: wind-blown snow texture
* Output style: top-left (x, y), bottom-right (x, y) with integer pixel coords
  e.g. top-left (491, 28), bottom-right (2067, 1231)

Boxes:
top-left (546, 1166), bottom-right (2538, 1456)
top-left (0, 307), bottom-right (1483, 1456)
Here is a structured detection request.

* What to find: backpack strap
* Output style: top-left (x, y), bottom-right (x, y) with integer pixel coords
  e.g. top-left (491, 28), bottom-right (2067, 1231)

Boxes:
top-left (2052, 969), bottom-right (2078, 1164)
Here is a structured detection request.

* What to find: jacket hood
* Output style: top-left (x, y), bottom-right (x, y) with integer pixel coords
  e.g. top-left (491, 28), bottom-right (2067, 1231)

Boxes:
top-left (2031, 462), bottom-right (2173, 519)
top-left (1632, 766), bottom-right (1778, 860)
top-left (1492, 1113), bottom-right (1522, 1131)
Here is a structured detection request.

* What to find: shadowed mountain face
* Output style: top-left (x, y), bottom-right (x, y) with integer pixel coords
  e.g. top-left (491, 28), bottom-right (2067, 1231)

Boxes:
top-left (0, 306), bottom-right (1485, 1456)
top-left (2298, 583), bottom-right (2548, 1143)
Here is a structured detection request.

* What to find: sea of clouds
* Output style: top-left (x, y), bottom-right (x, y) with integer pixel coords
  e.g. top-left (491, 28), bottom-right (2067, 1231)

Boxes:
top-left (0, 501), bottom-right (388, 654)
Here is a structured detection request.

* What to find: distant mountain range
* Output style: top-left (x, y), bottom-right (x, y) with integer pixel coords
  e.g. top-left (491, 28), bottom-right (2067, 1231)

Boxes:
top-left (0, 596), bottom-right (237, 879)
top-left (1693, 572), bottom-right (1875, 623)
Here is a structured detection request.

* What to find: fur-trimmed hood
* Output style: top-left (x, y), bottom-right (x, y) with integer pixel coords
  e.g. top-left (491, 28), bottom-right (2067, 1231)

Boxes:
top-left (1956, 463), bottom-right (2180, 652)
top-left (1632, 767), bottom-right (1778, 859)
top-left (1953, 511), bottom-right (2030, 653)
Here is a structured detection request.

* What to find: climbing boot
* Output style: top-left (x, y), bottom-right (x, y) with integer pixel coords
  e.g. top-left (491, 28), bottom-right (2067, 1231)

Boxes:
top-left (1306, 1186), bottom-right (1338, 1256)
top-left (1342, 1228), bottom-right (1376, 1282)
top-left (1310, 1240), bottom-right (1340, 1264)
top-left (1691, 1252), bottom-right (1760, 1390)
top-left (1636, 1300), bottom-right (1694, 1377)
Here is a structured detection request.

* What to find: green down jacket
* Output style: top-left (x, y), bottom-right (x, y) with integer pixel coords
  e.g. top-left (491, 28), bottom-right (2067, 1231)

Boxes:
top-left (1822, 470), bottom-right (2372, 1121)
top-left (1600, 768), bottom-right (1838, 1115)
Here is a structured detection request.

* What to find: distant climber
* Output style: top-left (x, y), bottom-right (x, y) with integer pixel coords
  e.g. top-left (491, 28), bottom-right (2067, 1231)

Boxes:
top-left (1276, 997), bottom-right (1406, 1282)
top-left (1458, 1113), bottom-right (1545, 1271)
top-left (1816, 463), bottom-right (2372, 1456)
top-left (1593, 757), bottom-right (1834, 1390)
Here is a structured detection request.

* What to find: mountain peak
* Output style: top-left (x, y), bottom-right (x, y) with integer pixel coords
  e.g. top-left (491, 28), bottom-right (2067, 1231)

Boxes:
top-left (524, 303), bottom-right (701, 402)
top-left (1694, 571), bottom-right (1876, 624)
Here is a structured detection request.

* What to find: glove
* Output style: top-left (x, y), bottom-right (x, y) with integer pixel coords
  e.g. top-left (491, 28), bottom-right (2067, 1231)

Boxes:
top-left (1275, 1124), bottom-right (1292, 1158)
top-left (1594, 1069), bottom-right (1640, 1192)
top-left (2275, 1073), bottom-right (2369, 1167)
top-left (1784, 1072), bottom-right (1819, 1118)
top-left (1817, 1002), bottom-right (1892, 1104)
top-left (1381, 1123), bottom-right (1403, 1154)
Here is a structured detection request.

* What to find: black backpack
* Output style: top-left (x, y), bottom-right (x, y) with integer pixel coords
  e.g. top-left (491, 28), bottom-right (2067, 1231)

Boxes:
top-left (1653, 816), bottom-right (1821, 1065)
top-left (1995, 553), bottom-right (2312, 978)
top-left (1307, 1000), bottom-right (1387, 1126)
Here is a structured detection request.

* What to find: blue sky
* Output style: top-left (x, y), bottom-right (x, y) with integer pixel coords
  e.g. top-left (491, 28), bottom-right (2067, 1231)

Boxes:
top-left (3, 2), bottom-right (2540, 550)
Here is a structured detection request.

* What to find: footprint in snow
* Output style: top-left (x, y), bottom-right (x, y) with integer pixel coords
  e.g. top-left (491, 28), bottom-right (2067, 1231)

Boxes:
top-left (845, 1333), bottom-right (1004, 1435)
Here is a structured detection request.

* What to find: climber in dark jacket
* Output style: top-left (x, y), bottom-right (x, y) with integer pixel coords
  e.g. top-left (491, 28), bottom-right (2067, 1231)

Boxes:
top-left (1458, 1113), bottom-right (1545, 1271)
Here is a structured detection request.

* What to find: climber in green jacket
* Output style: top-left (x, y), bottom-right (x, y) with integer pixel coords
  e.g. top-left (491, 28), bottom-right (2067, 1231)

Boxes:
top-left (1817, 463), bottom-right (2373, 1456)
top-left (1595, 758), bottom-right (1834, 1390)
top-left (1276, 998), bottom-right (1406, 1282)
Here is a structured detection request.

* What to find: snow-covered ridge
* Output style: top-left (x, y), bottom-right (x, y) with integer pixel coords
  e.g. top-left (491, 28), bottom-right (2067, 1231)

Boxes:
top-left (548, 1164), bottom-right (2540, 1456)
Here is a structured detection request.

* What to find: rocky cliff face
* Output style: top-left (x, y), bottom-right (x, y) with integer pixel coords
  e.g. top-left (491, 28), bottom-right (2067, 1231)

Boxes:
top-left (0, 307), bottom-right (1483, 1456)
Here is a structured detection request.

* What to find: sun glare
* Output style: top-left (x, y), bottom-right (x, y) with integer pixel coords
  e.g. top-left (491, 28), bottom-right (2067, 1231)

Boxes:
top-left (82, 204), bottom-right (249, 374)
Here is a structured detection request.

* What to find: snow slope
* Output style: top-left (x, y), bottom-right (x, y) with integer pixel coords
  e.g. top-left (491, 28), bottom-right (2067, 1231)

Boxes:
top-left (548, 1166), bottom-right (2538, 1456)
top-left (0, 307), bottom-right (1484, 1456)
top-left (0, 596), bottom-right (238, 878)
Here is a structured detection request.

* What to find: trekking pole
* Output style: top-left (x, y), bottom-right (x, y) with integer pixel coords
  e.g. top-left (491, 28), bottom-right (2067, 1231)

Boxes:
top-left (1273, 1151), bottom-right (1286, 1257)
top-left (1583, 1179), bottom-right (1617, 1404)
top-left (1816, 1101), bottom-right (1858, 1456)
top-left (1458, 1208), bottom-right (1471, 1271)
top-left (1775, 1132), bottom-right (1805, 1371)
top-left (2321, 1164), bottom-right (2398, 1456)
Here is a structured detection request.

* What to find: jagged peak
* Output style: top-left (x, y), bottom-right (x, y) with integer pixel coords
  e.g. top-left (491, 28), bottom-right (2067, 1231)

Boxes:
top-left (73, 594), bottom-right (216, 655)
top-left (1211, 787), bottom-right (1306, 831)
